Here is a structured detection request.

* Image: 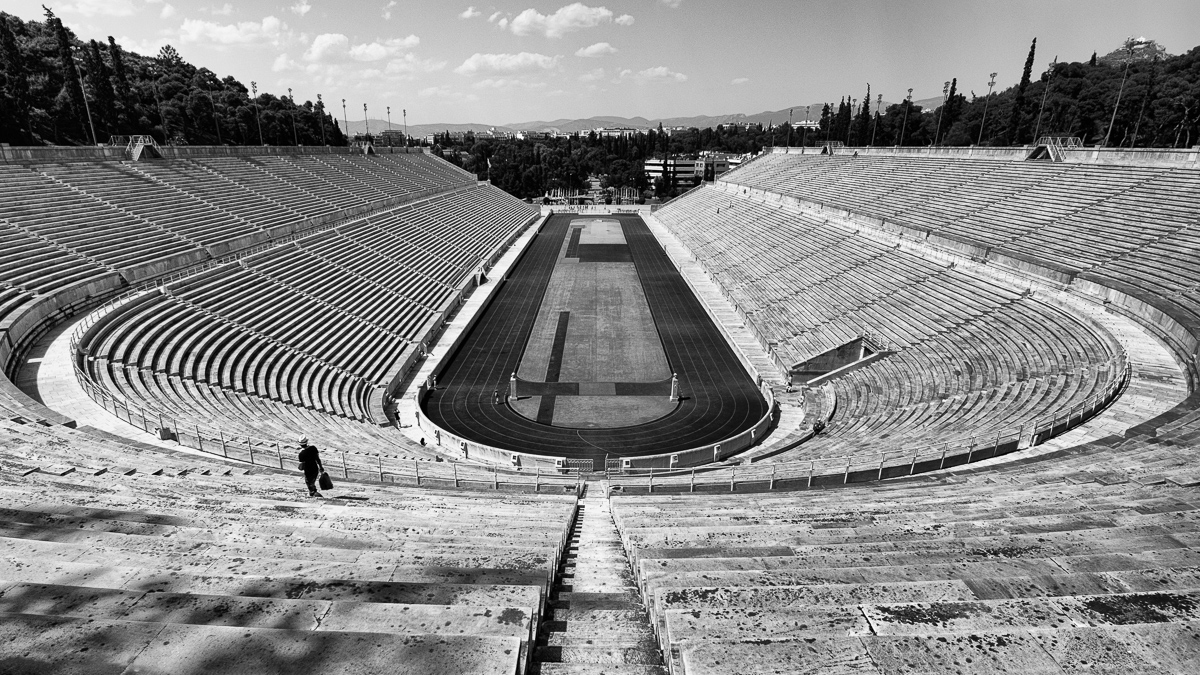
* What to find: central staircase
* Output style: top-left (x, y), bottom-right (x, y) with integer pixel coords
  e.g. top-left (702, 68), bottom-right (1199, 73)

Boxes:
top-left (535, 487), bottom-right (667, 674)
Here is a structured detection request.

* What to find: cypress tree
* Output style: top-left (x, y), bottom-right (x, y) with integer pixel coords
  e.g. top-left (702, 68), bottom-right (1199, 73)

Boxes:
top-left (0, 15), bottom-right (32, 144)
top-left (86, 39), bottom-right (117, 138)
top-left (1006, 37), bottom-right (1037, 144)
top-left (45, 6), bottom-right (90, 142)
top-left (107, 36), bottom-right (135, 133)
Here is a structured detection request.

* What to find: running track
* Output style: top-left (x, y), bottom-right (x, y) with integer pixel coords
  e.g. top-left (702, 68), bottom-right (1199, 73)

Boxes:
top-left (422, 213), bottom-right (768, 461)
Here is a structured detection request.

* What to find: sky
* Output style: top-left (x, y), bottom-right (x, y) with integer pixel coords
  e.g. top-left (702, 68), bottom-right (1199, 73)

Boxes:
top-left (10, 0), bottom-right (1200, 126)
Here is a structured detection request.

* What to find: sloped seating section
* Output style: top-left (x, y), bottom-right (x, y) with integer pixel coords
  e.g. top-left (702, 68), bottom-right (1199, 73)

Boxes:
top-left (78, 184), bottom-right (538, 456)
top-left (611, 469), bottom-right (1200, 675)
top-left (0, 416), bottom-right (576, 675)
top-left (655, 185), bottom-right (1126, 462)
top-left (717, 153), bottom-right (1200, 367)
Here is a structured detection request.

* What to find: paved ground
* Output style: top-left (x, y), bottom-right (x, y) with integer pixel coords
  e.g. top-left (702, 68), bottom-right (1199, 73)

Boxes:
top-left (422, 214), bottom-right (768, 463)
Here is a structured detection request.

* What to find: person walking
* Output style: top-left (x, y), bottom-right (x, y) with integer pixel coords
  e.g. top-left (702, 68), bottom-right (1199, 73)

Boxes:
top-left (297, 435), bottom-right (325, 497)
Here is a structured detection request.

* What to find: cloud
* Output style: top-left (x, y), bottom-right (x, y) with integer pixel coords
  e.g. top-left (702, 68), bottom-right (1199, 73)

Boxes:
top-left (615, 14), bottom-right (634, 25)
top-left (272, 53), bottom-right (297, 72)
top-left (731, 77), bottom-right (750, 85)
top-left (382, 1), bottom-right (397, 20)
top-left (302, 33), bottom-right (419, 63)
top-left (160, 4), bottom-right (176, 18)
top-left (179, 16), bottom-right (292, 48)
top-left (290, 1), bottom-right (312, 16)
top-left (616, 66), bottom-right (686, 84)
top-left (459, 6), bottom-right (482, 19)
top-left (61, 0), bottom-right (137, 17)
top-left (115, 33), bottom-right (171, 57)
top-left (384, 53), bottom-right (446, 75)
top-left (488, 11), bottom-right (503, 22)
top-left (507, 3), bottom-right (630, 38)
top-left (210, 3), bottom-right (233, 15)
top-left (575, 42), bottom-right (616, 58)
top-left (304, 33), bottom-right (348, 60)
top-left (454, 52), bottom-right (558, 75)
top-left (660, 0), bottom-right (683, 7)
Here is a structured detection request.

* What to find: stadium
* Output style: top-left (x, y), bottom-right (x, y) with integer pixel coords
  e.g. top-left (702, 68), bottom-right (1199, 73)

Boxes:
top-left (3, 4), bottom-right (1200, 675)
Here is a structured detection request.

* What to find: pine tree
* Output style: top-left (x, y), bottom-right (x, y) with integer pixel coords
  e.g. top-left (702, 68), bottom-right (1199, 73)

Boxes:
top-left (856, 84), bottom-right (871, 144)
top-left (0, 15), bottom-right (32, 144)
top-left (1006, 37), bottom-right (1037, 144)
top-left (45, 6), bottom-right (90, 141)
top-left (1089, 51), bottom-right (1097, 66)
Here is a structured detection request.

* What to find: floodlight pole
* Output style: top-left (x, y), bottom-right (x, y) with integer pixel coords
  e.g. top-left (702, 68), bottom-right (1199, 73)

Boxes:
top-left (317, 93), bottom-right (326, 146)
top-left (288, 87), bottom-right (298, 146)
top-left (1032, 56), bottom-right (1058, 144)
top-left (801, 105), bottom-right (810, 147)
top-left (403, 109), bottom-right (408, 145)
top-left (899, 88), bottom-right (913, 146)
top-left (846, 98), bottom-right (856, 145)
top-left (1103, 39), bottom-right (1140, 148)
top-left (251, 81), bottom-right (263, 145)
top-left (934, 81), bottom-right (950, 145)
top-left (342, 99), bottom-right (348, 144)
top-left (786, 108), bottom-right (792, 148)
top-left (870, 94), bottom-right (881, 146)
top-left (205, 82), bottom-right (222, 144)
top-left (977, 73), bottom-right (997, 146)
top-left (364, 103), bottom-right (370, 138)
top-left (71, 46), bottom-right (97, 145)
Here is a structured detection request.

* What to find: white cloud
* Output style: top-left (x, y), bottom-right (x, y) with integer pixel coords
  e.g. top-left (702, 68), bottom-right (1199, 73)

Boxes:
top-left (618, 66), bottom-right (686, 84)
top-left (615, 14), bottom-right (634, 26)
top-left (160, 4), bottom-right (176, 18)
top-left (382, 1), bottom-right (397, 20)
top-left (210, 3), bottom-right (233, 15)
top-left (290, 1), bottom-right (312, 16)
top-left (507, 3), bottom-right (629, 38)
top-left (115, 33), bottom-right (171, 57)
top-left (660, 0), bottom-right (683, 7)
top-left (459, 6), bottom-right (482, 19)
top-left (272, 53), bottom-right (297, 72)
top-left (304, 33), bottom-right (348, 60)
top-left (61, 0), bottom-right (137, 17)
top-left (454, 52), bottom-right (558, 75)
top-left (575, 42), bottom-right (616, 58)
top-left (348, 36), bottom-right (420, 62)
top-left (731, 77), bottom-right (750, 85)
top-left (488, 11), bottom-right (503, 22)
top-left (180, 16), bottom-right (292, 47)
top-left (303, 33), bottom-right (419, 63)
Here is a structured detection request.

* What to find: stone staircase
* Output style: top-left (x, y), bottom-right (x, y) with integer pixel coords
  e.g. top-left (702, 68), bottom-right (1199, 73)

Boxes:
top-left (535, 488), bottom-right (667, 674)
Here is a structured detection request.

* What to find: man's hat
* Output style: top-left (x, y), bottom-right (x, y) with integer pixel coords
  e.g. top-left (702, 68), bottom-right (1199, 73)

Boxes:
top-left (298, 435), bottom-right (308, 445)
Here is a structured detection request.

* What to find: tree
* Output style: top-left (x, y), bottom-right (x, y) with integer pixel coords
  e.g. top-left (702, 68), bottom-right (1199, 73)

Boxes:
top-left (0, 15), bottom-right (32, 144)
top-left (106, 36), bottom-right (136, 134)
top-left (1006, 37), bottom-right (1037, 144)
top-left (45, 6), bottom-right (90, 141)
top-left (85, 39), bottom-right (116, 138)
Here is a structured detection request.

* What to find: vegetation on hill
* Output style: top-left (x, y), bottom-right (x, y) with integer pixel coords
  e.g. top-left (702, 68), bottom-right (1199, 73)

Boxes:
top-left (0, 9), bottom-right (346, 147)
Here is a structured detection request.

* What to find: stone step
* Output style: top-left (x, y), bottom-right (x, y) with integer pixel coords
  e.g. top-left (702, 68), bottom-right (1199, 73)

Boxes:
top-left (535, 644), bottom-right (663, 665)
top-left (539, 620), bottom-right (655, 641)
top-left (551, 607), bottom-right (649, 622)
top-left (542, 633), bottom-right (659, 648)
top-left (534, 663), bottom-right (668, 675)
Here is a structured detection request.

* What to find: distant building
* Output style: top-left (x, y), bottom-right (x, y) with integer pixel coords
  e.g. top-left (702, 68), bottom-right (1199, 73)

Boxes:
top-left (644, 158), bottom-right (701, 189)
top-left (378, 129), bottom-right (407, 146)
top-left (516, 131), bottom-right (552, 141)
top-left (593, 127), bottom-right (640, 139)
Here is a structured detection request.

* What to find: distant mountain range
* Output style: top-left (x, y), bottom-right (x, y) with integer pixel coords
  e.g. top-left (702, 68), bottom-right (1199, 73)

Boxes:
top-left (343, 99), bottom-right (948, 139)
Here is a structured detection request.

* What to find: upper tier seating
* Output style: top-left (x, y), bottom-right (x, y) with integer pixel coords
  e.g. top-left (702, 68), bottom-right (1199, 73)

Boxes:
top-left (0, 415), bottom-right (575, 675)
top-left (655, 185), bottom-right (1126, 461)
top-left (715, 153), bottom-right (1200, 367)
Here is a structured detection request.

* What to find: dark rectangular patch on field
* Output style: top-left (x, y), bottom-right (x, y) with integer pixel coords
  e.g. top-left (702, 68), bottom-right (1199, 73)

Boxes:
top-left (615, 381), bottom-right (673, 396)
top-left (545, 311), bottom-right (570, 383)
top-left (576, 244), bottom-right (633, 263)
top-left (565, 227), bottom-right (582, 258)
top-left (522, 381), bottom-right (580, 396)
